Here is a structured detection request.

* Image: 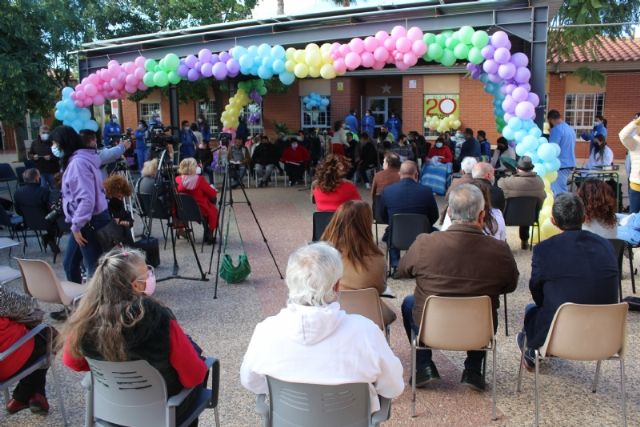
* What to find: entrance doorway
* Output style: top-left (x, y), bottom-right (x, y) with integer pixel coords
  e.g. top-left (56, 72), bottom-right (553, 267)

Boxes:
top-left (364, 96), bottom-right (402, 134)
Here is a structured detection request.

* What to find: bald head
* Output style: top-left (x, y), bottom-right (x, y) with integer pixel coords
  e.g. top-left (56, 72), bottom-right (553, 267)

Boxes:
top-left (472, 162), bottom-right (495, 182)
top-left (399, 161), bottom-right (418, 181)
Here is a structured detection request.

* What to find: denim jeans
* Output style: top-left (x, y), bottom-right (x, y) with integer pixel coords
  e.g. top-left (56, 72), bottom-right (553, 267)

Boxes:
top-left (135, 148), bottom-right (148, 172)
top-left (629, 187), bottom-right (640, 214)
top-left (40, 173), bottom-right (55, 190)
top-left (402, 295), bottom-right (485, 372)
top-left (230, 164), bottom-right (246, 187)
top-left (389, 248), bottom-right (400, 269)
top-left (255, 163), bottom-right (275, 183)
top-left (551, 168), bottom-right (572, 196)
top-left (63, 210), bottom-right (111, 283)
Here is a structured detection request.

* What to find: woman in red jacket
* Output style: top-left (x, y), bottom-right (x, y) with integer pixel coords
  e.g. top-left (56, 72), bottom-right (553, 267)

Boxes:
top-left (176, 158), bottom-right (218, 244)
top-left (426, 136), bottom-right (453, 164)
top-left (0, 286), bottom-right (50, 414)
top-left (61, 247), bottom-right (208, 426)
top-left (312, 154), bottom-right (361, 211)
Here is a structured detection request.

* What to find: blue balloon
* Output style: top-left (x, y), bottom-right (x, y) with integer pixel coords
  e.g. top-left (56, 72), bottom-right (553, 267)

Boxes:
top-left (272, 59), bottom-right (285, 74)
top-left (479, 74), bottom-right (489, 84)
top-left (257, 43), bottom-right (271, 57)
top-left (502, 127), bottom-right (515, 140)
top-left (321, 98), bottom-right (329, 106)
top-left (54, 110), bottom-right (65, 121)
top-left (279, 71), bottom-right (295, 85)
top-left (257, 65), bottom-right (272, 80)
top-left (62, 87), bottom-right (74, 99)
top-left (84, 120), bottom-right (99, 132)
top-left (514, 130), bottom-right (527, 142)
top-left (271, 45), bottom-right (286, 59)
top-left (508, 117), bottom-right (522, 131)
top-left (239, 54), bottom-right (253, 69)
top-left (248, 45), bottom-right (258, 55)
top-left (232, 46), bottom-right (247, 59)
top-left (529, 127), bottom-right (542, 138)
top-left (79, 109), bottom-right (91, 121)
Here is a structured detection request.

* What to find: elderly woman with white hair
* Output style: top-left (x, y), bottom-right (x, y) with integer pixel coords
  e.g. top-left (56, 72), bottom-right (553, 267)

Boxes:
top-left (240, 242), bottom-right (404, 412)
top-left (175, 157), bottom-right (218, 243)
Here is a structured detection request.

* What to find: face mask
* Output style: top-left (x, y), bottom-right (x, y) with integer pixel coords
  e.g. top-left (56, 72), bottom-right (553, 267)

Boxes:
top-left (51, 145), bottom-right (63, 158)
top-left (198, 119), bottom-right (203, 123)
top-left (291, 142), bottom-right (298, 149)
top-left (196, 166), bottom-right (202, 175)
top-left (41, 133), bottom-right (49, 141)
top-left (183, 126), bottom-right (189, 130)
top-left (435, 142), bottom-right (443, 148)
top-left (297, 136), bottom-right (303, 142)
top-left (143, 271), bottom-right (156, 296)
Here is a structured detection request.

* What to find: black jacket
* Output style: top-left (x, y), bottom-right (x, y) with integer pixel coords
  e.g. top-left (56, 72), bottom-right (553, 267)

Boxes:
top-left (28, 138), bottom-right (60, 174)
top-left (524, 230), bottom-right (619, 349)
top-left (380, 178), bottom-right (439, 229)
top-left (15, 183), bottom-right (49, 217)
top-left (252, 143), bottom-right (280, 165)
top-left (359, 142), bottom-right (378, 167)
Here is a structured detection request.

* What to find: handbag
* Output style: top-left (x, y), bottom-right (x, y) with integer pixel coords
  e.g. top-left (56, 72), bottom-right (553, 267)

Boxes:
top-left (219, 209), bottom-right (251, 284)
top-left (95, 220), bottom-right (131, 252)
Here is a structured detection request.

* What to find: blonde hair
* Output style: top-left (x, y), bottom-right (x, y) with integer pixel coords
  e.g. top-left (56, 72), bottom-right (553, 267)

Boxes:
top-left (178, 157), bottom-right (197, 175)
top-left (141, 158), bottom-right (159, 177)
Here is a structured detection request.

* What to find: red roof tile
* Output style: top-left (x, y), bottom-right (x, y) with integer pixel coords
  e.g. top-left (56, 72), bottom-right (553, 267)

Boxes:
top-left (550, 37), bottom-right (640, 64)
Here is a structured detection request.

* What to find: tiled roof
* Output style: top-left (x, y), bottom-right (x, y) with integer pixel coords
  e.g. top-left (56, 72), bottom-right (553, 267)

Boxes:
top-left (551, 37), bottom-right (640, 64)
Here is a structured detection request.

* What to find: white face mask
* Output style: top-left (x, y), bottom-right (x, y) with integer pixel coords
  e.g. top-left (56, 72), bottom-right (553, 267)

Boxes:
top-left (435, 142), bottom-right (443, 148)
top-left (291, 142), bottom-right (298, 149)
top-left (41, 133), bottom-right (49, 141)
top-left (196, 166), bottom-right (202, 175)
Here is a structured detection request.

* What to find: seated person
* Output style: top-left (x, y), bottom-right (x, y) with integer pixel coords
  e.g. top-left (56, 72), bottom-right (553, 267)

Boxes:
top-left (379, 161), bottom-right (439, 271)
top-left (490, 137), bottom-right (515, 172)
top-left (252, 136), bottom-right (280, 188)
top-left (312, 154), bottom-right (361, 212)
top-left (320, 200), bottom-right (396, 326)
top-left (471, 161), bottom-right (505, 212)
top-left (176, 158), bottom-right (218, 244)
top-left (281, 138), bottom-right (311, 186)
top-left (498, 156), bottom-right (546, 249)
top-left (62, 247), bottom-right (208, 425)
top-left (228, 138), bottom-right (250, 189)
top-left (103, 174), bottom-right (134, 246)
top-left (357, 133), bottom-right (378, 190)
top-left (1, 286), bottom-right (51, 414)
top-left (518, 193), bottom-right (618, 368)
top-left (14, 168), bottom-right (59, 253)
top-left (577, 179), bottom-right (617, 239)
top-left (195, 139), bottom-right (214, 184)
top-left (584, 134), bottom-right (613, 170)
top-left (136, 159), bottom-right (159, 195)
top-left (371, 152), bottom-right (401, 198)
top-left (391, 134), bottom-right (415, 163)
top-left (398, 184), bottom-right (518, 390)
top-left (426, 137), bottom-right (453, 164)
top-left (477, 130), bottom-right (491, 159)
top-left (458, 128), bottom-right (480, 160)
top-left (240, 242), bottom-right (404, 412)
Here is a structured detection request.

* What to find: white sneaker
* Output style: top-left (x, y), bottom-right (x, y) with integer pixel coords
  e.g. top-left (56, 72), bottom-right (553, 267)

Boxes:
top-left (365, 183), bottom-right (371, 190)
top-left (381, 286), bottom-right (395, 297)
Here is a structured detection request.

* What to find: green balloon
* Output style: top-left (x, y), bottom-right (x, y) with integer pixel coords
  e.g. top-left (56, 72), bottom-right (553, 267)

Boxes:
top-left (440, 49), bottom-right (456, 67)
top-left (441, 30), bottom-right (454, 39)
top-left (428, 43), bottom-right (443, 60)
top-left (423, 33), bottom-right (436, 45)
top-left (435, 34), bottom-right (447, 48)
top-left (144, 59), bottom-right (158, 72)
top-left (454, 43), bottom-right (470, 60)
top-left (158, 58), bottom-right (167, 70)
top-left (167, 71), bottom-right (181, 85)
top-left (471, 30), bottom-right (489, 49)
top-left (258, 86), bottom-right (267, 95)
top-left (164, 53), bottom-right (180, 70)
top-left (143, 72), bottom-right (156, 87)
top-left (154, 71), bottom-right (169, 87)
top-left (238, 81), bottom-right (249, 91)
top-left (468, 47), bottom-right (484, 64)
top-left (445, 37), bottom-right (459, 50)
top-left (458, 26), bottom-right (475, 44)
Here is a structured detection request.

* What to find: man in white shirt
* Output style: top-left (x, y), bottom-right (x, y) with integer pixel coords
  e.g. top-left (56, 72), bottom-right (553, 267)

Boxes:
top-left (240, 242), bottom-right (404, 412)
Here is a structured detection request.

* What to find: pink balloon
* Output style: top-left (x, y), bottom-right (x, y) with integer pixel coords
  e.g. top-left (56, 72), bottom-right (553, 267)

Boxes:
top-left (396, 37), bottom-right (412, 53)
top-left (511, 52), bottom-right (529, 68)
top-left (364, 36), bottom-right (378, 52)
top-left (125, 84), bottom-right (137, 94)
top-left (108, 62), bottom-right (121, 75)
top-left (134, 56), bottom-right (146, 67)
top-left (527, 92), bottom-right (540, 107)
top-left (85, 83), bottom-right (97, 97)
top-left (514, 67), bottom-right (531, 84)
top-left (110, 78), bottom-right (118, 88)
top-left (373, 46), bottom-right (389, 62)
top-left (394, 51), bottom-right (404, 61)
top-left (515, 101), bottom-right (535, 120)
top-left (123, 62), bottom-right (136, 74)
top-left (403, 52), bottom-right (418, 67)
top-left (70, 92), bottom-right (76, 101)
top-left (137, 81), bottom-right (147, 91)
top-left (333, 58), bottom-right (347, 74)
top-left (383, 38), bottom-right (395, 51)
top-left (93, 94), bottom-right (104, 105)
top-left (372, 61), bottom-right (386, 70)
top-left (345, 52), bottom-right (362, 70)
top-left (361, 52), bottom-right (375, 68)
top-left (339, 44), bottom-right (351, 57)
top-left (396, 61), bottom-right (410, 71)
top-left (75, 89), bottom-right (84, 99)
top-left (134, 67), bottom-right (146, 80)
top-left (349, 38), bottom-right (365, 54)
top-left (391, 25), bottom-right (406, 39)
top-left (511, 86), bottom-right (528, 103)
top-left (102, 82), bottom-right (110, 91)
top-left (407, 26), bottom-right (423, 41)
top-left (125, 74), bottom-right (137, 86)
top-left (498, 63), bottom-right (516, 80)
top-left (411, 40), bottom-right (427, 56)
top-left (482, 59), bottom-right (498, 74)
top-left (493, 47), bottom-right (511, 64)
top-left (375, 31), bottom-right (389, 42)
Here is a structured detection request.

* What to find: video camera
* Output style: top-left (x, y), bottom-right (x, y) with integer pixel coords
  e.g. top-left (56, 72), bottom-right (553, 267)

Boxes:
top-left (149, 124), bottom-right (177, 150)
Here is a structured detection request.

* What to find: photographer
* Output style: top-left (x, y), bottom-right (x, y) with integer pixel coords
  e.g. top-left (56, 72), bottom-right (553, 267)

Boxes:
top-left (148, 122), bottom-right (176, 162)
top-left (179, 120), bottom-right (197, 160)
top-left (134, 120), bottom-right (149, 171)
top-left (228, 137), bottom-right (250, 189)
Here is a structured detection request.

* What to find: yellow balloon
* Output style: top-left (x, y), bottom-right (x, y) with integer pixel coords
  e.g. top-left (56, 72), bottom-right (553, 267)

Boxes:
top-left (285, 60), bottom-right (296, 72)
top-left (540, 218), bottom-right (561, 241)
top-left (305, 51), bottom-right (322, 67)
top-left (294, 50), bottom-right (305, 63)
top-left (285, 47), bottom-right (296, 60)
top-left (453, 119), bottom-right (461, 128)
top-left (320, 63), bottom-right (336, 79)
top-left (545, 171), bottom-right (558, 183)
top-left (320, 43), bottom-right (332, 54)
top-left (305, 43), bottom-right (320, 53)
top-left (294, 63), bottom-right (309, 78)
top-left (309, 65), bottom-right (320, 78)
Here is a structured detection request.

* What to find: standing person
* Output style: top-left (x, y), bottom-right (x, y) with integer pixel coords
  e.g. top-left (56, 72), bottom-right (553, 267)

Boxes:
top-left (619, 117), bottom-right (640, 212)
top-left (134, 120), bottom-right (149, 172)
top-left (477, 130), bottom-right (491, 159)
top-left (547, 110), bottom-right (576, 196)
top-left (331, 120), bottom-right (348, 156)
top-left (357, 133), bottom-right (378, 190)
top-left (102, 115), bottom-right (121, 147)
top-left (363, 109), bottom-right (376, 138)
top-left (252, 136), bottom-right (281, 188)
top-left (28, 125), bottom-right (59, 189)
top-left (190, 123), bottom-right (203, 145)
top-left (344, 110), bottom-right (359, 135)
top-left (179, 120), bottom-right (197, 160)
top-left (197, 114), bottom-right (210, 143)
top-left (228, 138), bottom-right (250, 189)
top-left (385, 112), bottom-right (401, 141)
top-left (312, 154), bottom-right (361, 212)
top-left (584, 134), bottom-right (613, 170)
top-left (52, 126), bottom-right (111, 287)
top-left (459, 128), bottom-right (480, 160)
top-left (281, 138), bottom-right (310, 186)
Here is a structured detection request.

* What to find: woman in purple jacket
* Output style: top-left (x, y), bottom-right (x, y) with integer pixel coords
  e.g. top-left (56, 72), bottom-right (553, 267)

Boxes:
top-left (51, 126), bottom-right (111, 285)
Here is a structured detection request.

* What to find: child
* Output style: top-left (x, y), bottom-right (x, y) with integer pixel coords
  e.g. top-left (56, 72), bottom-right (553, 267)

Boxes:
top-left (103, 175), bottom-right (134, 245)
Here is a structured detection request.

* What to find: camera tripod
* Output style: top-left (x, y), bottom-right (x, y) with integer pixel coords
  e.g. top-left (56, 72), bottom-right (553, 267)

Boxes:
top-left (209, 164), bottom-right (283, 299)
top-left (146, 149), bottom-right (208, 282)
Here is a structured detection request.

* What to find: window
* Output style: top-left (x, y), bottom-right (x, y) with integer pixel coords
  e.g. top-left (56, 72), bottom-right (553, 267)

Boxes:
top-left (198, 100), bottom-right (218, 133)
top-left (564, 93), bottom-right (605, 139)
top-left (140, 103), bottom-right (161, 124)
top-left (240, 103), bottom-right (263, 136)
top-left (301, 97), bottom-right (331, 130)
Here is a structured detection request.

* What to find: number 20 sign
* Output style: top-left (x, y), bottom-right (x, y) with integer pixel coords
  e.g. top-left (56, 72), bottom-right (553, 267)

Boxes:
top-left (424, 95), bottom-right (459, 119)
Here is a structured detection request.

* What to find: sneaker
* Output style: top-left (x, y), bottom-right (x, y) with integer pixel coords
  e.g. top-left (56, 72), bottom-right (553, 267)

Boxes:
top-left (516, 331), bottom-right (535, 371)
top-left (6, 399), bottom-right (29, 414)
top-left (410, 361), bottom-right (441, 388)
top-left (50, 310), bottom-right (68, 321)
top-left (28, 393), bottom-right (49, 414)
top-left (521, 240), bottom-right (529, 250)
top-left (461, 369), bottom-right (485, 391)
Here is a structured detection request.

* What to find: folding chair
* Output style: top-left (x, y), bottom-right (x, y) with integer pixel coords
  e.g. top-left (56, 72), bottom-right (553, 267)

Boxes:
top-left (82, 357), bottom-right (220, 427)
top-left (311, 211), bottom-right (334, 242)
top-left (137, 192), bottom-right (172, 249)
top-left (503, 197), bottom-right (540, 250)
top-left (411, 296), bottom-right (497, 420)
top-left (18, 202), bottom-right (50, 255)
top-left (609, 239), bottom-right (626, 301)
top-left (256, 377), bottom-right (391, 427)
top-left (389, 213), bottom-right (431, 272)
top-left (338, 288), bottom-right (390, 342)
top-left (372, 195), bottom-right (386, 245)
top-left (516, 303), bottom-right (628, 427)
top-left (0, 163), bottom-right (17, 203)
top-left (175, 193), bottom-right (208, 253)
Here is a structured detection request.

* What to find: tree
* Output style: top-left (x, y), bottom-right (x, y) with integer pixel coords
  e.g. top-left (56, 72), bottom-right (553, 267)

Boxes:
top-left (1, 1), bottom-right (58, 160)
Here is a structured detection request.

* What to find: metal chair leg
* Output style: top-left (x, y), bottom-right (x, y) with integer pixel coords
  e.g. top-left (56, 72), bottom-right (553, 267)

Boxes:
top-left (592, 360), bottom-right (602, 393)
top-left (620, 358), bottom-right (627, 427)
top-left (503, 293), bottom-right (509, 336)
top-left (628, 246), bottom-right (636, 294)
top-left (517, 334), bottom-right (526, 392)
top-left (214, 406), bottom-right (220, 427)
top-left (50, 359), bottom-right (68, 426)
top-left (492, 342), bottom-right (497, 421)
top-left (534, 351), bottom-right (540, 427)
top-left (411, 333), bottom-right (417, 418)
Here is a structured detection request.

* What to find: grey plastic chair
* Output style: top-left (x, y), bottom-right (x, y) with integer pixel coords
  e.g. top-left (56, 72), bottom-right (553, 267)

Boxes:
top-left (256, 376), bottom-right (391, 427)
top-left (82, 356), bottom-right (220, 427)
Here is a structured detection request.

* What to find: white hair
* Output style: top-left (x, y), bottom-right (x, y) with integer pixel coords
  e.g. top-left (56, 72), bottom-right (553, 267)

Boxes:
top-left (471, 161), bottom-right (494, 179)
top-left (286, 242), bottom-right (343, 307)
top-left (449, 184), bottom-right (485, 223)
top-left (461, 157), bottom-right (478, 174)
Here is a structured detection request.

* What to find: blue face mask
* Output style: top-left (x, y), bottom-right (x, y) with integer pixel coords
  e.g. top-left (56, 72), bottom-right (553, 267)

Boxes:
top-left (52, 145), bottom-right (63, 158)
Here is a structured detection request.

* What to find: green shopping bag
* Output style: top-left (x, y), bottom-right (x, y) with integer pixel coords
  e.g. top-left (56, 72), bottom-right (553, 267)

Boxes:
top-left (219, 209), bottom-right (251, 284)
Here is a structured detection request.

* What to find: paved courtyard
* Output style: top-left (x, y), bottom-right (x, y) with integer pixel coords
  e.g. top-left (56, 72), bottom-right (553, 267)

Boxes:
top-left (1, 181), bottom-right (639, 427)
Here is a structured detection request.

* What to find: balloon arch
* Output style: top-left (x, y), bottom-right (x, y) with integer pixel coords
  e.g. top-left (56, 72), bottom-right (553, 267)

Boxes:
top-left (55, 25), bottom-right (560, 239)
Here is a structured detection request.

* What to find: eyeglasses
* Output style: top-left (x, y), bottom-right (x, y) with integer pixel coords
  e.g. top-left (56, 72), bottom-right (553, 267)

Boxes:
top-left (134, 265), bottom-right (155, 283)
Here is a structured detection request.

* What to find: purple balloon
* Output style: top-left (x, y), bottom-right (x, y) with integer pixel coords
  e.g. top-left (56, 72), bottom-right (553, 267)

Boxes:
top-left (483, 59), bottom-right (498, 74)
top-left (511, 52), bottom-right (529, 68)
top-left (198, 48), bottom-right (212, 63)
top-left (498, 63), bottom-right (516, 80)
top-left (212, 62), bottom-right (227, 80)
top-left (493, 47), bottom-right (511, 64)
top-left (512, 86), bottom-right (529, 103)
top-left (504, 84), bottom-right (517, 95)
top-left (504, 112), bottom-right (514, 122)
top-left (177, 64), bottom-right (189, 78)
top-left (210, 54), bottom-right (220, 64)
top-left (519, 83), bottom-right (531, 91)
top-left (201, 63), bottom-right (213, 77)
top-left (194, 61), bottom-right (202, 70)
top-left (471, 70), bottom-right (481, 80)
top-left (466, 63), bottom-right (476, 72)
top-left (528, 92), bottom-right (540, 107)
top-left (515, 101), bottom-right (535, 120)
top-left (226, 58), bottom-right (240, 74)
top-left (502, 96), bottom-right (517, 114)
top-left (491, 31), bottom-right (510, 48)
top-left (187, 69), bottom-right (200, 81)
top-left (219, 51), bottom-right (230, 63)
top-left (185, 55), bottom-right (197, 68)
top-left (488, 73), bottom-right (502, 83)
top-left (514, 67), bottom-right (531, 84)
top-left (481, 45), bottom-right (495, 60)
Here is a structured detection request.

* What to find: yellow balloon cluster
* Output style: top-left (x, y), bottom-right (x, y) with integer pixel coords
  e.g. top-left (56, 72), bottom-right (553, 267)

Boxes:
top-left (424, 115), bottom-right (461, 133)
top-left (220, 88), bottom-right (250, 129)
top-left (534, 172), bottom-right (561, 243)
top-left (285, 44), bottom-right (338, 80)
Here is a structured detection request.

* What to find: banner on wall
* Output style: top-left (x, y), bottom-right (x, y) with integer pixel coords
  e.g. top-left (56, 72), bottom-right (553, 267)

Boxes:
top-left (424, 94), bottom-right (459, 120)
